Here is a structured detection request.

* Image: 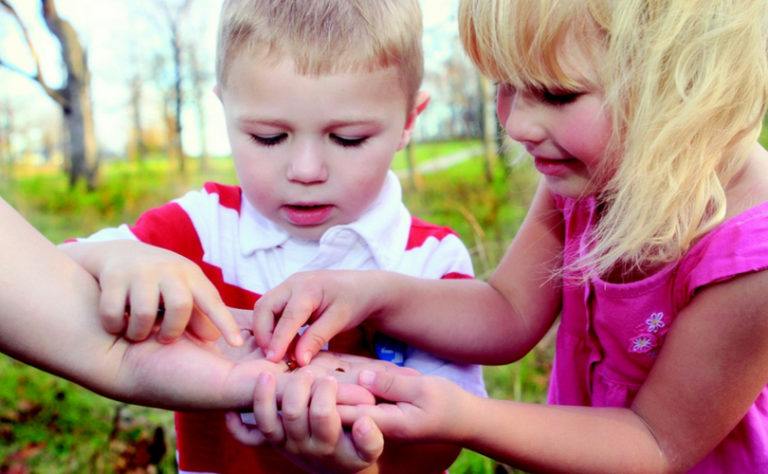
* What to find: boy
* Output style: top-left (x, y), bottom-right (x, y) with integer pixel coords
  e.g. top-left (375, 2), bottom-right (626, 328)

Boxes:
top-left (62, 0), bottom-right (486, 472)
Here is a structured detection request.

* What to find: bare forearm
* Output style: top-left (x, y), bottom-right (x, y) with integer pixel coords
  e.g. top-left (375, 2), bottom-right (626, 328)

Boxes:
top-left (367, 271), bottom-right (549, 364)
top-left (0, 201), bottom-right (260, 411)
top-left (459, 396), bottom-right (667, 473)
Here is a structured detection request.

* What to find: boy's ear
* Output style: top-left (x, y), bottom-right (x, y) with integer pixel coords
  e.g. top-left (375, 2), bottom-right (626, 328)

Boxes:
top-left (397, 90), bottom-right (431, 151)
top-left (213, 84), bottom-right (222, 101)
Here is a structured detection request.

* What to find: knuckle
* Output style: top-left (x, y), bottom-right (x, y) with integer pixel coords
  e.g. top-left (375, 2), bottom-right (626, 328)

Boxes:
top-left (305, 332), bottom-right (329, 351)
top-left (164, 296), bottom-right (193, 315)
top-left (280, 406), bottom-right (303, 423)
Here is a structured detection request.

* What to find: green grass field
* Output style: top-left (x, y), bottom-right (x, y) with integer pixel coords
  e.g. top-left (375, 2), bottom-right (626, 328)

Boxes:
top-left (0, 140), bottom-right (548, 473)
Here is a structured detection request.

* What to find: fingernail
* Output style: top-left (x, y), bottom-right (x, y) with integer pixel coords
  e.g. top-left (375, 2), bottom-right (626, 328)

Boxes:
top-left (359, 370), bottom-right (375, 386)
top-left (301, 352), bottom-right (312, 365)
top-left (266, 350), bottom-right (276, 361)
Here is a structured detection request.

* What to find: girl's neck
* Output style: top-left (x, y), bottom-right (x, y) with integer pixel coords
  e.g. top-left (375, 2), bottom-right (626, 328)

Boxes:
top-left (723, 142), bottom-right (768, 220)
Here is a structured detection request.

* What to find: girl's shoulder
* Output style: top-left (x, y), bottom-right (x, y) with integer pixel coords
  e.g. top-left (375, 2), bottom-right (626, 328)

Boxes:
top-left (675, 198), bottom-right (768, 304)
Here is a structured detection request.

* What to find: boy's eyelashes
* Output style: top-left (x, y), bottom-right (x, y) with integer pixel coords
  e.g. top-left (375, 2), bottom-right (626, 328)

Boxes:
top-left (250, 133), bottom-right (287, 147)
top-left (330, 134), bottom-right (368, 147)
top-left (248, 133), bottom-right (369, 148)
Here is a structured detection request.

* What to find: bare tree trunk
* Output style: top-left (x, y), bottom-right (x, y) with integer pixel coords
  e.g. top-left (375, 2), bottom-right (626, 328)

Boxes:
top-left (128, 71), bottom-right (146, 162)
top-left (479, 74), bottom-right (497, 183)
top-left (0, 99), bottom-right (12, 174)
top-left (0, 0), bottom-right (99, 189)
top-left (42, 0), bottom-right (98, 188)
top-left (162, 0), bottom-right (193, 173)
top-left (188, 47), bottom-right (209, 171)
top-left (170, 25), bottom-right (185, 172)
top-left (405, 141), bottom-right (423, 191)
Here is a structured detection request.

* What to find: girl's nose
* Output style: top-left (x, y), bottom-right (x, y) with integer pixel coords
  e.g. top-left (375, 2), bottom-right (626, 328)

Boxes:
top-left (286, 142), bottom-right (328, 184)
top-left (498, 91), bottom-right (546, 147)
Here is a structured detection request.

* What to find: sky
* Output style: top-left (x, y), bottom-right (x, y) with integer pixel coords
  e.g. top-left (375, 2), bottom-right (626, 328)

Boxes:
top-left (0, 0), bottom-right (464, 158)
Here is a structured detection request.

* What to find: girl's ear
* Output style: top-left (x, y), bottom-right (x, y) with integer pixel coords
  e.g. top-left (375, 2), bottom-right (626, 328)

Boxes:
top-left (397, 90), bottom-right (431, 151)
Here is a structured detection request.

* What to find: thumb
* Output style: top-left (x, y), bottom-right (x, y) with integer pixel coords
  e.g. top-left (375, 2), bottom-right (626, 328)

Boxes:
top-left (358, 370), bottom-right (419, 403)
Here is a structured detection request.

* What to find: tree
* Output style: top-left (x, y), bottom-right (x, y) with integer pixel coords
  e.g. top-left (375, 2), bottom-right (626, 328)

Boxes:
top-left (0, 0), bottom-right (98, 189)
top-left (159, 0), bottom-right (194, 173)
top-left (188, 45), bottom-right (210, 171)
top-left (127, 69), bottom-right (147, 162)
top-left (478, 74), bottom-right (498, 183)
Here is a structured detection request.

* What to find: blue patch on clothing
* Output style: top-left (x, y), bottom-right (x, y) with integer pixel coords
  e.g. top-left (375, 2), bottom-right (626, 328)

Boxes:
top-left (373, 332), bottom-right (406, 366)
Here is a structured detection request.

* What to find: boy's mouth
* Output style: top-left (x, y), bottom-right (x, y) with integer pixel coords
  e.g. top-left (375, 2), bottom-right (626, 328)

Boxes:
top-left (282, 203), bottom-right (333, 226)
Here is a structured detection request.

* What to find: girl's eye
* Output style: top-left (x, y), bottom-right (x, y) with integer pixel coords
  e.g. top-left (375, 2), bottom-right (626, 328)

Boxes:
top-left (250, 133), bottom-right (286, 147)
top-left (331, 134), bottom-right (368, 148)
top-left (541, 89), bottom-right (581, 105)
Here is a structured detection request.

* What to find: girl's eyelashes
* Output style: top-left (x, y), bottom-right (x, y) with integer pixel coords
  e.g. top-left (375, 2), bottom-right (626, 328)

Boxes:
top-left (330, 134), bottom-right (368, 148)
top-left (540, 88), bottom-right (582, 105)
top-left (250, 133), bottom-right (286, 147)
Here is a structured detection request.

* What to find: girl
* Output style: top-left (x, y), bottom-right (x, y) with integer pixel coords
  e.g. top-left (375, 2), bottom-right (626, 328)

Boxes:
top-left (255, 0), bottom-right (768, 471)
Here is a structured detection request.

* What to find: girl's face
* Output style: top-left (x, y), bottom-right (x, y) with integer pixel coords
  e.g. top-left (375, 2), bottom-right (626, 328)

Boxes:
top-left (497, 56), bottom-right (613, 198)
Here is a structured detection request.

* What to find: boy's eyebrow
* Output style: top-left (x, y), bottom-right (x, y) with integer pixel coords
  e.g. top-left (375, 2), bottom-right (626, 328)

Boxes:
top-left (236, 116), bottom-right (384, 129)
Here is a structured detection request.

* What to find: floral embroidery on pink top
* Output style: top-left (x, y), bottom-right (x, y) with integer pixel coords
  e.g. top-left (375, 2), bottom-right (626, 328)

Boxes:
top-left (629, 312), bottom-right (669, 355)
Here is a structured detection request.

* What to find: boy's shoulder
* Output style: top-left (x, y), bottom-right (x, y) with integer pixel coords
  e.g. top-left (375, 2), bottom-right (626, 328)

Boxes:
top-left (200, 182), bottom-right (243, 211)
top-left (406, 216), bottom-right (459, 249)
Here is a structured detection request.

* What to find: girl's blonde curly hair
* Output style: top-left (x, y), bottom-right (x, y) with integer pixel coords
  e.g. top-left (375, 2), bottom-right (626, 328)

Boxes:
top-left (460, 0), bottom-right (768, 279)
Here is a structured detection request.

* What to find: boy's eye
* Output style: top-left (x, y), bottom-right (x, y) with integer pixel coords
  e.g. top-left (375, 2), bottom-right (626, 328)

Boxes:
top-left (250, 133), bottom-right (287, 147)
top-left (330, 134), bottom-right (368, 148)
top-left (540, 88), bottom-right (581, 105)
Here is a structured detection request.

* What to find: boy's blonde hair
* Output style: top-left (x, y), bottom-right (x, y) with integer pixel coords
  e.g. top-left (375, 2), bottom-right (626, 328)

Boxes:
top-left (216, 0), bottom-right (423, 109)
top-left (460, 0), bottom-right (768, 279)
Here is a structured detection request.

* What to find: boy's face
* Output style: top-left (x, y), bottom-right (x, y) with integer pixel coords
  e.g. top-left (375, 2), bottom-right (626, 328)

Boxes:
top-left (218, 55), bottom-right (420, 240)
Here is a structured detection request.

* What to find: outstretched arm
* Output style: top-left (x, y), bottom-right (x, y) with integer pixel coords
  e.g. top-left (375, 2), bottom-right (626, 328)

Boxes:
top-left (255, 181), bottom-right (564, 366)
top-left (0, 198), bottom-right (262, 410)
top-left (339, 267), bottom-right (768, 472)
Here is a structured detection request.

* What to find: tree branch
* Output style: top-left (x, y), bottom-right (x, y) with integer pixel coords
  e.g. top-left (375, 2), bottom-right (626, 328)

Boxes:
top-left (0, 0), bottom-right (68, 106)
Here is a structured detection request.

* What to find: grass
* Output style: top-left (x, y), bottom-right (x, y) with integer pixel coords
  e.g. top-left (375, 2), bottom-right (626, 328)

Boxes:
top-left (0, 140), bottom-right (547, 473)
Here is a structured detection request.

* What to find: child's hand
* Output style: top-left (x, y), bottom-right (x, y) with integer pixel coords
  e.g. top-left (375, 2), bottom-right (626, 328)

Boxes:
top-left (253, 270), bottom-right (378, 365)
top-left (337, 370), bottom-right (474, 445)
top-left (226, 369), bottom-right (385, 473)
top-left (66, 240), bottom-right (242, 346)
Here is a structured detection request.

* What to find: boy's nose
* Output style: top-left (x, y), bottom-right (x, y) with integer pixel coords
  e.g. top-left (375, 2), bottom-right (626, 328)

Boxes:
top-left (286, 142), bottom-right (329, 184)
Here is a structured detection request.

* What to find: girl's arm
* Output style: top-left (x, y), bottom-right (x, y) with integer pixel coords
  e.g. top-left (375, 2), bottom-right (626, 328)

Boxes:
top-left (257, 181), bottom-right (565, 365)
top-left (341, 268), bottom-right (768, 472)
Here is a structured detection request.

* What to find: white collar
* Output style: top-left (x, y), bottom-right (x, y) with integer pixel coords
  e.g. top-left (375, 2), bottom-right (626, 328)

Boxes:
top-left (238, 171), bottom-right (411, 269)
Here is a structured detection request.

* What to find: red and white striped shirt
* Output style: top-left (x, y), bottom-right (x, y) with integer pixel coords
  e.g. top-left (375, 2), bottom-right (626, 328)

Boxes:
top-left (84, 172), bottom-right (485, 473)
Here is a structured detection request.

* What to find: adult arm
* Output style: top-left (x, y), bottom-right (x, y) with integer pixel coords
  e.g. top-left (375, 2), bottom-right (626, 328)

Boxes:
top-left (0, 198), bottom-right (270, 410)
